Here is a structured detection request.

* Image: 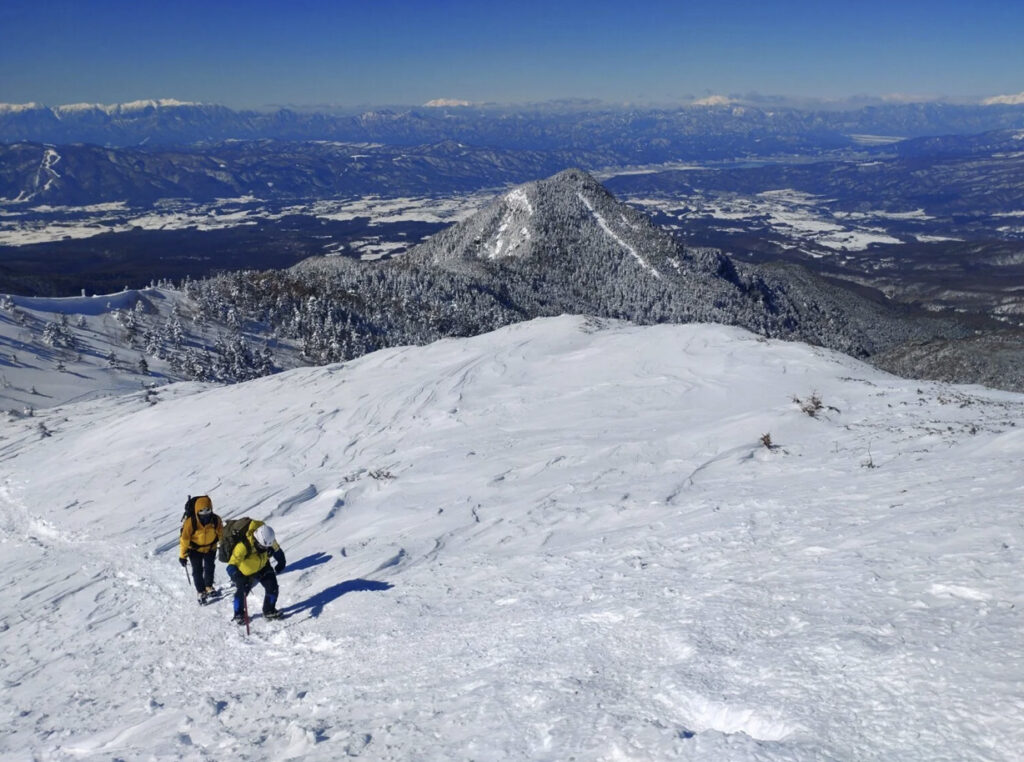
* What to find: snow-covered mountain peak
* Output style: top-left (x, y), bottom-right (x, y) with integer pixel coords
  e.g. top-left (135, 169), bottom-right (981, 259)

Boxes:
top-left (0, 100), bottom-right (205, 119)
top-left (52, 99), bottom-right (202, 115)
top-left (0, 102), bottom-right (45, 114)
top-left (423, 98), bottom-right (472, 107)
top-left (115, 98), bottom-right (201, 111)
top-left (398, 168), bottom-right (944, 364)
top-left (410, 168), bottom-right (678, 273)
top-left (693, 94), bottom-right (736, 107)
top-left (982, 91), bottom-right (1024, 106)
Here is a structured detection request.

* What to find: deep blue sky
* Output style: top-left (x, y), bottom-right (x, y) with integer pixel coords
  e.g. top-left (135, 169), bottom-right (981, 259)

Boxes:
top-left (2, 0), bottom-right (1022, 108)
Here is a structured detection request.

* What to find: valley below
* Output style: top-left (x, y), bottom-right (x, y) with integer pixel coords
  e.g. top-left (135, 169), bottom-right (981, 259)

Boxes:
top-left (1, 101), bottom-right (1024, 398)
top-left (3, 129), bottom-right (1023, 327)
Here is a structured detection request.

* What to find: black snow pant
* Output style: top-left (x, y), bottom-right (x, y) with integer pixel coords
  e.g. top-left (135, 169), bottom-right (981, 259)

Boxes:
top-left (187, 549), bottom-right (217, 592)
top-left (233, 566), bottom-right (279, 617)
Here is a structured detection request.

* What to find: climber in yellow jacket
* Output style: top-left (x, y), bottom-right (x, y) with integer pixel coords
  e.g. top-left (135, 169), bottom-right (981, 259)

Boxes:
top-left (225, 519), bottom-right (286, 623)
top-left (179, 495), bottom-right (223, 604)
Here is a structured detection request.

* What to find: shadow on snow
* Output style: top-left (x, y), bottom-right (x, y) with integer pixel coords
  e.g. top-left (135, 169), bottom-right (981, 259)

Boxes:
top-left (283, 578), bottom-right (393, 619)
top-left (283, 551), bottom-right (332, 573)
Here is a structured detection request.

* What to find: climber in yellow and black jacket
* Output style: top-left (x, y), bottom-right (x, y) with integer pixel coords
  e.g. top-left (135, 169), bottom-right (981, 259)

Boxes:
top-left (179, 495), bottom-right (224, 604)
top-left (225, 519), bottom-right (286, 623)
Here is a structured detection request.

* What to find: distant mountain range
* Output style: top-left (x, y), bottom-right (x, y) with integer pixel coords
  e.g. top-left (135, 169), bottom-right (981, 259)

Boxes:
top-left (0, 140), bottom-right (588, 205)
top-left (3, 126), bottom-right (1023, 213)
top-left (3, 99), bottom-right (1024, 155)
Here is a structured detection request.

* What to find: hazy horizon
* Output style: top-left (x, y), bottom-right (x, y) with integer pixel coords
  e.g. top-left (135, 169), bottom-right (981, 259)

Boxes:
top-left (1, 0), bottom-right (1022, 110)
top-left (1, 92), bottom-right (1021, 114)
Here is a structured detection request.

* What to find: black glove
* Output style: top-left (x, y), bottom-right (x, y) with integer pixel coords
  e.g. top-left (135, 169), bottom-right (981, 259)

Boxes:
top-left (275, 560), bottom-right (286, 574)
top-left (273, 549), bottom-right (286, 574)
top-left (179, 557), bottom-right (188, 567)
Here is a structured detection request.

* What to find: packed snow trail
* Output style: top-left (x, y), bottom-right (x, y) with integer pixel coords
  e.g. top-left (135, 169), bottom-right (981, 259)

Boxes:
top-left (2, 316), bottom-right (1023, 760)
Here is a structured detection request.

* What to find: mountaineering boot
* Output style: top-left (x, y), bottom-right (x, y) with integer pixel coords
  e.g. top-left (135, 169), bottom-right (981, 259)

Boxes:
top-left (232, 613), bottom-right (246, 625)
top-left (264, 609), bottom-right (283, 620)
top-left (198, 591), bottom-right (207, 605)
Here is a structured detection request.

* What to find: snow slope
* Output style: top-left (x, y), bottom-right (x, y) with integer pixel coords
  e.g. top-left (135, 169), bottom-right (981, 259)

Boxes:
top-left (0, 289), bottom-right (186, 412)
top-left (0, 288), bottom-right (304, 413)
top-left (1, 316), bottom-right (1022, 760)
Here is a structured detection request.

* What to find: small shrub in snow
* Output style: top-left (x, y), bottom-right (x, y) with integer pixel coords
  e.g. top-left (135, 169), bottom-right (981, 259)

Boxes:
top-left (793, 393), bottom-right (840, 418)
top-left (794, 393), bottom-right (824, 417)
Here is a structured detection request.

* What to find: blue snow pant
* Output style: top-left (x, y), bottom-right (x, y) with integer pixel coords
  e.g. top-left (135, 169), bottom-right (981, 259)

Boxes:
top-left (233, 566), bottom-right (279, 617)
top-left (187, 549), bottom-right (216, 592)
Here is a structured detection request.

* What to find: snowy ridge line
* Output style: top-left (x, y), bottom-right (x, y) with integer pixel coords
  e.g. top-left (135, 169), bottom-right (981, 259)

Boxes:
top-left (0, 99), bottom-right (201, 115)
top-left (0, 103), bottom-right (43, 113)
top-left (577, 191), bottom-right (661, 278)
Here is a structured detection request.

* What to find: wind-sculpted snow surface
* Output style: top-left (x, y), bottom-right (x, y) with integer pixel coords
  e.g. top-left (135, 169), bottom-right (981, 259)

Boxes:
top-left (1, 316), bottom-right (1023, 760)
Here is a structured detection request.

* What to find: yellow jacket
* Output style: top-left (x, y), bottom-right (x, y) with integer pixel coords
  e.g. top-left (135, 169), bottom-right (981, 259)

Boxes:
top-left (227, 519), bottom-right (282, 577)
top-left (179, 513), bottom-right (223, 558)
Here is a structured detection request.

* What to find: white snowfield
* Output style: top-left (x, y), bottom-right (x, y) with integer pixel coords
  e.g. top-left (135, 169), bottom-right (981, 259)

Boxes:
top-left (1, 316), bottom-right (1023, 761)
top-left (627, 189), bottom-right (912, 253)
top-left (0, 194), bottom-right (486, 248)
